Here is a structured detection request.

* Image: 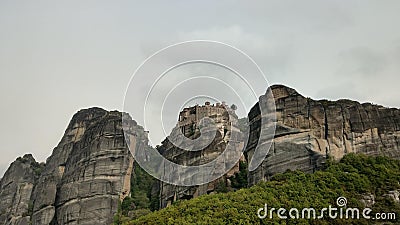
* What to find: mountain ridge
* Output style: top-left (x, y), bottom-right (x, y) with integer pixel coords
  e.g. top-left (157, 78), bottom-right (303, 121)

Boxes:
top-left (1, 84), bottom-right (399, 224)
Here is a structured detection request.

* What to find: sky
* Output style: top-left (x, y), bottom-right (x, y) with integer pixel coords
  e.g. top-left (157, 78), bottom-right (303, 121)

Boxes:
top-left (1, 0), bottom-right (400, 176)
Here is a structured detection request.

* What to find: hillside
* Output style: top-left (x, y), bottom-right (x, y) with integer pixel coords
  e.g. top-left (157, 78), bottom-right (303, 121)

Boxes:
top-left (123, 154), bottom-right (400, 225)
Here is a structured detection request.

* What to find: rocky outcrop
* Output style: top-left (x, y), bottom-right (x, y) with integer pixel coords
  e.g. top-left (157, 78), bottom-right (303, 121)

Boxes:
top-left (246, 85), bottom-right (400, 185)
top-left (361, 193), bottom-right (376, 208)
top-left (0, 154), bottom-right (43, 225)
top-left (30, 108), bottom-right (110, 225)
top-left (384, 190), bottom-right (400, 203)
top-left (158, 130), bottom-right (243, 208)
top-left (0, 108), bottom-right (148, 225)
top-left (158, 102), bottom-right (244, 208)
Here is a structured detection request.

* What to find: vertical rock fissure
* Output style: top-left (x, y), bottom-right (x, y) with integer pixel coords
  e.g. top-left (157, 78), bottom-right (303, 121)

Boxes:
top-left (322, 105), bottom-right (330, 156)
top-left (340, 105), bottom-right (348, 154)
top-left (323, 106), bottom-right (329, 140)
top-left (307, 98), bottom-right (312, 129)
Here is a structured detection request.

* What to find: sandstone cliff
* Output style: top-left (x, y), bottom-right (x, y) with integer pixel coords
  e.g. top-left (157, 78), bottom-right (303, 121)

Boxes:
top-left (0, 108), bottom-right (148, 225)
top-left (157, 102), bottom-right (244, 208)
top-left (246, 85), bottom-right (400, 185)
top-left (0, 154), bottom-right (44, 225)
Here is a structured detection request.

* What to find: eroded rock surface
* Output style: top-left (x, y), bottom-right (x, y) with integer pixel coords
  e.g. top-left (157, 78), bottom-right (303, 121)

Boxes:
top-left (158, 102), bottom-right (244, 208)
top-left (0, 108), bottom-right (147, 225)
top-left (246, 85), bottom-right (400, 185)
top-left (0, 154), bottom-right (43, 225)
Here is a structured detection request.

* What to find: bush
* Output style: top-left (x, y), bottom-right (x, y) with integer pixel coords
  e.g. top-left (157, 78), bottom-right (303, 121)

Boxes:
top-left (124, 154), bottom-right (400, 225)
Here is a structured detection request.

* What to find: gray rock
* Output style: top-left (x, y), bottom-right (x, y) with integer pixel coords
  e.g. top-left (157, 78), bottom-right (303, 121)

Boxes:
top-left (384, 190), bottom-right (400, 203)
top-left (246, 85), bottom-right (400, 185)
top-left (0, 154), bottom-right (43, 225)
top-left (52, 110), bottom-right (135, 225)
top-left (361, 193), bottom-right (375, 208)
top-left (158, 102), bottom-right (244, 208)
top-left (1, 108), bottom-right (148, 225)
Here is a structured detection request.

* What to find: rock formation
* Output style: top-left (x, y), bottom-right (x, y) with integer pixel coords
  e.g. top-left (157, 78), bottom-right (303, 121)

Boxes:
top-left (157, 102), bottom-right (244, 208)
top-left (246, 85), bottom-right (400, 185)
top-left (1, 85), bottom-right (400, 223)
top-left (0, 108), bottom-right (149, 225)
top-left (0, 154), bottom-right (44, 225)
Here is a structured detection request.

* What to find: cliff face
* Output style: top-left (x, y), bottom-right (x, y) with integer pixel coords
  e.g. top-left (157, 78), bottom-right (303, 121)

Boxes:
top-left (246, 85), bottom-right (400, 185)
top-left (157, 103), bottom-right (244, 208)
top-left (0, 108), bottom-right (147, 225)
top-left (0, 154), bottom-right (43, 225)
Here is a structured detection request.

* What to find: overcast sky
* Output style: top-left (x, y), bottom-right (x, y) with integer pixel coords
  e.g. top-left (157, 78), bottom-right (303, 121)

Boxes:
top-left (1, 0), bottom-right (400, 176)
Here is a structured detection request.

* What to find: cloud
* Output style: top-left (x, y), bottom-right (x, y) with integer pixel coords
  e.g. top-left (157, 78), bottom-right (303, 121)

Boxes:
top-left (178, 26), bottom-right (268, 51)
top-left (316, 82), bottom-right (362, 101)
top-left (337, 47), bottom-right (387, 77)
top-left (177, 25), bottom-right (294, 82)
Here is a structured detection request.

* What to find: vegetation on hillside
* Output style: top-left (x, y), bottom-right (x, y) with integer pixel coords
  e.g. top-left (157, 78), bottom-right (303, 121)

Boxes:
top-left (114, 164), bottom-right (159, 224)
top-left (120, 154), bottom-right (400, 225)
